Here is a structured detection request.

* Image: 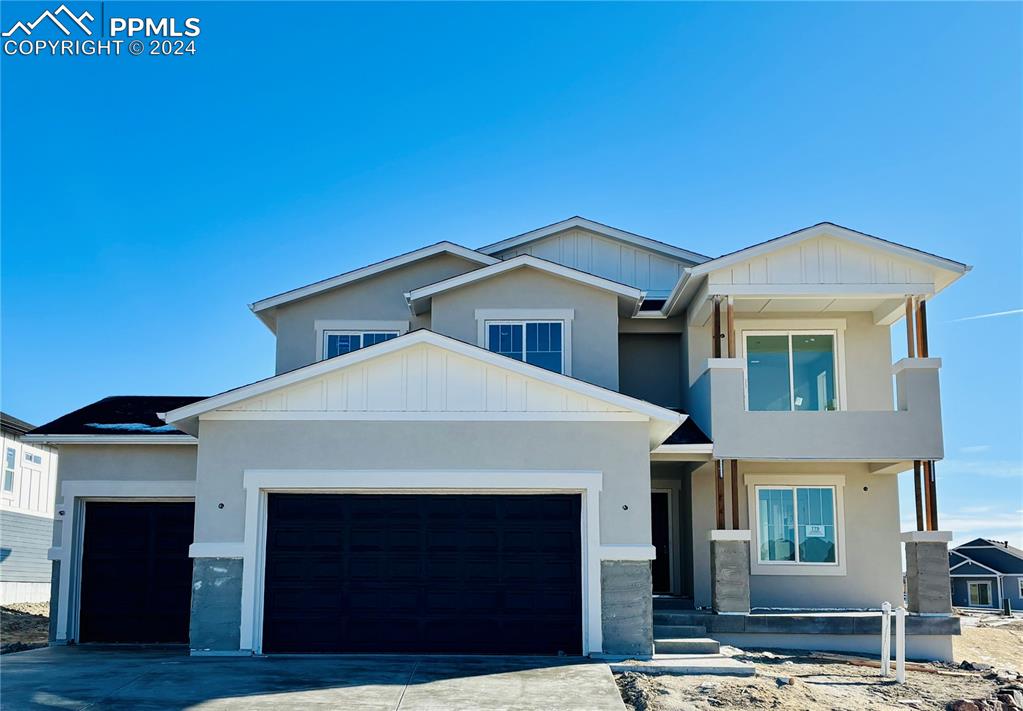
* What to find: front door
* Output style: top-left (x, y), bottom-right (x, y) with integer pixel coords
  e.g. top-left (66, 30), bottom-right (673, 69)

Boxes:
top-left (651, 491), bottom-right (671, 594)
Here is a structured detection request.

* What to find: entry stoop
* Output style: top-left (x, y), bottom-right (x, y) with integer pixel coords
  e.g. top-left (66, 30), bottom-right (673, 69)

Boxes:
top-left (610, 598), bottom-right (756, 676)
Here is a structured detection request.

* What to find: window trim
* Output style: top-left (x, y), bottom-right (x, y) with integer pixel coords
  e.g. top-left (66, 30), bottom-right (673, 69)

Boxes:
top-left (313, 320), bottom-right (409, 361)
top-left (3, 447), bottom-right (15, 495)
top-left (968, 580), bottom-right (993, 607)
top-left (322, 330), bottom-right (400, 360)
top-left (745, 474), bottom-right (847, 576)
top-left (475, 309), bottom-right (574, 376)
top-left (737, 319), bottom-right (848, 412)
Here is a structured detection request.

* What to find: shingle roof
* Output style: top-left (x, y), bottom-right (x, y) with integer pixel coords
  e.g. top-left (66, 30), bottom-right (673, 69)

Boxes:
top-left (952, 539), bottom-right (1023, 575)
top-left (662, 417), bottom-right (711, 445)
top-left (28, 396), bottom-right (208, 437)
top-left (1, 412), bottom-right (35, 437)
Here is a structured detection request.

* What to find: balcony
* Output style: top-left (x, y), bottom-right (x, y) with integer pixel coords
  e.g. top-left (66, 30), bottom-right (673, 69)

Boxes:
top-left (689, 357), bottom-right (943, 463)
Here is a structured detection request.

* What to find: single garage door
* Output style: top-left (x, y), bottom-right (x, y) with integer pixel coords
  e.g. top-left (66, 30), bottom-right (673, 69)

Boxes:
top-left (78, 501), bottom-right (194, 644)
top-left (263, 493), bottom-right (582, 655)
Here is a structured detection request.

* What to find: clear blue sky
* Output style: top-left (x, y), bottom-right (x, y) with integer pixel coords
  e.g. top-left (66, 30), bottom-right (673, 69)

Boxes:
top-left (2, 2), bottom-right (1020, 546)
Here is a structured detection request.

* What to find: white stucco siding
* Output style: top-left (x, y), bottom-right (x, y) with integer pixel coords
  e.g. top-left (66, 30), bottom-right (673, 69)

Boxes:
top-left (192, 418), bottom-right (652, 547)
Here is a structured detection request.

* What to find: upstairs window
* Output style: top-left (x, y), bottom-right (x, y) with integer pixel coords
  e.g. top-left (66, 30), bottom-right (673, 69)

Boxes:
top-left (745, 331), bottom-right (839, 411)
top-left (486, 321), bottom-right (564, 374)
top-left (323, 331), bottom-right (399, 360)
top-left (3, 448), bottom-right (14, 493)
top-left (23, 451), bottom-right (41, 465)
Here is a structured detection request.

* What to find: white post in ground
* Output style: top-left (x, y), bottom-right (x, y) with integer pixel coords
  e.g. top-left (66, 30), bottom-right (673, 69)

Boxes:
top-left (895, 607), bottom-right (906, 683)
top-left (880, 601), bottom-right (892, 677)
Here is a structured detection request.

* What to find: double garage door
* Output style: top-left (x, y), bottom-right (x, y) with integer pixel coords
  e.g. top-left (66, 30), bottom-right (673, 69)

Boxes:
top-left (77, 494), bottom-right (583, 655)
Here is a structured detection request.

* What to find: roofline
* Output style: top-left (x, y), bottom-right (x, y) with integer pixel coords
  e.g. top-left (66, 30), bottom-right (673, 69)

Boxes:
top-left (404, 254), bottom-right (644, 315)
top-left (248, 242), bottom-right (498, 325)
top-left (957, 540), bottom-right (1023, 562)
top-left (477, 216), bottom-right (711, 264)
top-left (948, 552), bottom-right (1004, 576)
top-left (21, 434), bottom-right (197, 445)
top-left (162, 329), bottom-right (685, 431)
top-left (688, 222), bottom-right (971, 279)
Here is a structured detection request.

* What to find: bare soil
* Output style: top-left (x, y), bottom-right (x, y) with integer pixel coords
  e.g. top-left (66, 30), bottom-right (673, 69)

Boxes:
top-left (617, 620), bottom-right (1023, 711)
top-left (1, 602), bottom-right (49, 654)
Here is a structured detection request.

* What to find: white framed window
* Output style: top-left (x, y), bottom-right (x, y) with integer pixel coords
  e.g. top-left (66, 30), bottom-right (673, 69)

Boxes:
top-left (743, 330), bottom-right (842, 411)
top-left (322, 331), bottom-right (399, 359)
top-left (3, 447), bottom-right (14, 493)
top-left (968, 580), bottom-right (992, 606)
top-left (475, 309), bottom-right (574, 376)
top-left (746, 474), bottom-right (847, 576)
top-left (23, 451), bottom-right (41, 465)
top-left (1018, 578), bottom-right (1023, 599)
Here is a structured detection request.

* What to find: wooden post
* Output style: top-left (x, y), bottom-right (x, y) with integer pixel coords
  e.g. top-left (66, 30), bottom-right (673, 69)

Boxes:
top-left (905, 297), bottom-right (916, 358)
top-left (726, 296), bottom-right (736, 359)
top-left (916, 299), bottom-right (929, 358)
top-left (712, 296), bottom-right (722, 359)
top-left (730, 460), bottom-right (740, 530)
top-left (927, 461), bottom-right (939, 530)
top-left (920, 458), bottom-right (928, 531)
top-left (715, 460), bottom-right (725, 529)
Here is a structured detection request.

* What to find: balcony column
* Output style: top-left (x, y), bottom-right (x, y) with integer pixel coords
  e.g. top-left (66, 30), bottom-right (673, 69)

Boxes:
top-left (901, 531), bottom-right (953, 614)
top-left (708, 530), bottom-right (751, 614)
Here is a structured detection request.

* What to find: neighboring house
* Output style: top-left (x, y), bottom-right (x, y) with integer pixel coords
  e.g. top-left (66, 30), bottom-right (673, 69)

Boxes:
top-left (0, 412), bottom-right (57, 604)
top-left (24, 217), bottom-right (970, 660)
top-left (949, 538), bottom-right (1023, 610)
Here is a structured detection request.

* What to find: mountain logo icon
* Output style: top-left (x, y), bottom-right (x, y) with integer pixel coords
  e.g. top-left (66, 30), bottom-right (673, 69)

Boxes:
top-left (3, 4), bottom-right (94, 37)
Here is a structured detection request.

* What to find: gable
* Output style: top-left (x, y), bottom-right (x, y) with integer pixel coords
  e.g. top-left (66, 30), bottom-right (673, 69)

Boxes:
top-left (956, 545), bottom-right (1023, 574)
top-left (490, 228), bottom-right (691, 298)
top-left (950, 562), bottom-right (1000, 577)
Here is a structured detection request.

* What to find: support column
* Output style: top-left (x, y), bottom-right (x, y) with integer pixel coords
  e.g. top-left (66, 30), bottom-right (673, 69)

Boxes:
top-left (726, 296), bottom-right (735, 359)
top-left (708, 530), bottom-right (751, 614)
top-left (926, 461), bottom-right (939, 530)
top-left (714, 460), bottom-right (725, 530)
top-left (712, 296), bottom-right (722, 358)
top-left (730, 460), bottom-right (740, 530)
top-left (913, 460), bottom-right (924, 531)
top-left (902, 531), bottom-right (953, 614)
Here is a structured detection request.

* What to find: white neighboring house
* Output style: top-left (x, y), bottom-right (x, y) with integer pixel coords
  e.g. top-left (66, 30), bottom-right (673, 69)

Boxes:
top-left (1, 412), bottom-right (57, 604)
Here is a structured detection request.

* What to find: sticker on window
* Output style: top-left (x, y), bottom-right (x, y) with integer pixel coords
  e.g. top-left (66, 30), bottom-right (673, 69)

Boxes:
top-left (805, 524), bottom-right (826, 538)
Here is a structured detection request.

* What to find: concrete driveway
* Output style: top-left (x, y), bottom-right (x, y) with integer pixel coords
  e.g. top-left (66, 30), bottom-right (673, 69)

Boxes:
top-left (0, 647), bottom-right (626, 710)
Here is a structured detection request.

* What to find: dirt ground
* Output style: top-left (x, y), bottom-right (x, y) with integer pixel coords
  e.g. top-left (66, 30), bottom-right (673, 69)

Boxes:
top-left (617, 619), bottom-right (1023, 711)
top-left (1, 602), bottom-right (49, 654)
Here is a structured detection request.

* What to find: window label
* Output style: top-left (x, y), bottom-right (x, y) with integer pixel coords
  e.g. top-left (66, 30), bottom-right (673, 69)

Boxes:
top-left (805, 524), bottom-right (826, 538)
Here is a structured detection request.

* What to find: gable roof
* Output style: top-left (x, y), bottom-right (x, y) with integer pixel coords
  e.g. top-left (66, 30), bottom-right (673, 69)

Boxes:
top-left (249, 242), bottom-right (497, 330)
top-left (1, 412), bottom-right (35, 437)
top-left (22, 396), bottom-right (205, 444)
top-left (162, 329), bottom-right (685, 447)
top-left (478, 216), bottom-right (711, 265)
top-left (405, 254), bottom-right (645, 316)
top-left (953, 538), bottom-right (1023, 574)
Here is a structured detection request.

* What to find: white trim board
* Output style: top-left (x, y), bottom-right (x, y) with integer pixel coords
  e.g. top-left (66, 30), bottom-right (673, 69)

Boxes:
top-left (49, 480), bottom-right (196, 644)
top-left (237, 469), bottom-right (607, 656)
top-left (249, 242), bottom-right (497, 330)
top-left (404, 255), bottom-right (644, 316)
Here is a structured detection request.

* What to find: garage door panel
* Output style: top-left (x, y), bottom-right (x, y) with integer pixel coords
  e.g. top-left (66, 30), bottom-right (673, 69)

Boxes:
top-left (263, 493), bottom-right (582, 654)
top-left (78, 501), bottom-right (194, 644)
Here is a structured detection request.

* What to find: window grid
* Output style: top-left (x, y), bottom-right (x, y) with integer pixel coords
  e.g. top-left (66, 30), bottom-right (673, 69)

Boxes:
top-left (756, 485), bottom-right (838, 566)
top-left (323, 331), bottom-right (399, 360)
top-left (485, 321), bottom-right (564, 374)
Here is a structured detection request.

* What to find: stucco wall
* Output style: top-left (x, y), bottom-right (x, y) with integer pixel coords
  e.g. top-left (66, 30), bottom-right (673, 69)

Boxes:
top-left (192, 419), bottom-right (651, 545)
top-left (272, 253), bottom-right (481, 374)
top-left (686, 311), bottom-right (894, 411)
top-left (429, 269), bottom-right (621, 390)
top-left (690, 460), bottom-right (903, 609)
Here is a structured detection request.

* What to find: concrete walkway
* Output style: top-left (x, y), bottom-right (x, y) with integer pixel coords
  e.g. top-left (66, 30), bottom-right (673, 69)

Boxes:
top-left (0, 647), bottom-right (627, 710)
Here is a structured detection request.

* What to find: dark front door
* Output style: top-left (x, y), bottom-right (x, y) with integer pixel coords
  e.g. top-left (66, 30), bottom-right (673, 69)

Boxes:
top-left (262, 493), bottom-right (583, 655)
top-left (78, 501), bottom-right (194, 644)
top-left (651, 491), bottom-right (671, 593)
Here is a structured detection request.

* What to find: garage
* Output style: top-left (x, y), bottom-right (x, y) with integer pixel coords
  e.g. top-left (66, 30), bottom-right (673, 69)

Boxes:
top-left (78, 501), bottom-right (195, 644)
top-left (262, 493), bottom-right (583, 655)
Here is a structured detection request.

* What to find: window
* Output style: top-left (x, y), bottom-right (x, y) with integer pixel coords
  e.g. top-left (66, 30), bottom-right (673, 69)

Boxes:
top-left (756, 485), bottom-right (838, 565)
top-left (968, 581), bottom-right (992, 606)
top-left (485, 321), bottom-right (564, 373)
top-left (322, 331), bottom-right (399, 359)
top-left (23, 451), bottom-right (41, 465)
top-left (1018, 578), bottom-right (1023, 599)
top-left (745, 331), bottom-right (839, 411)
top-left (3, 448), bottom-right (14, 493)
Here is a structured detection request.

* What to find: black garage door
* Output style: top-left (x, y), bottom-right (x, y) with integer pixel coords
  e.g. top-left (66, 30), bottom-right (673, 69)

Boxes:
top-left (263, 494), bottom-right (582, 655)
top-left (78, 501), bottom-right (194, 644)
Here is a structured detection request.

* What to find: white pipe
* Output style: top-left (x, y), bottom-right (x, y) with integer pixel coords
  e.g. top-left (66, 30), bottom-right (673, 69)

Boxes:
top-left (895, 607), bottom-right (906, 684)
top-left (880, 601), bottom-right (891, 677)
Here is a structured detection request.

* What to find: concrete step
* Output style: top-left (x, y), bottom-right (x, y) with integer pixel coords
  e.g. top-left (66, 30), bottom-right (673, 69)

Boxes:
top-left (653, 638), bottom-right (720, 655)
top-left (652, 624), bottom-right (707, 638)
top-left (652, 597), bottom-right (695, 611)
top-left (609, 654), bottom-right (756, 677)
top-left (653, 611), bottom-right (708, 626)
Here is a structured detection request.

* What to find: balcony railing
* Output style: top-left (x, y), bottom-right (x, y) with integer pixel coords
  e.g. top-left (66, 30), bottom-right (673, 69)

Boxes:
top-left (689, 357), bottom-right (943, 462)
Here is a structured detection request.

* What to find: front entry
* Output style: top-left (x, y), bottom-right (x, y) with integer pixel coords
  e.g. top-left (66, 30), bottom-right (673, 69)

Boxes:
top-left (261, 493), bottom-right (583, 654)
top-left (651, 491), bottom-right (671, 594)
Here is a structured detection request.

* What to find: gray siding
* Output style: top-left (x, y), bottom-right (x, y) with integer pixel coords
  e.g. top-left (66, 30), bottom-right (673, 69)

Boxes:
top-left (951, 576), bottom-right (999, 608)
top-left (0, 510), bottom-right (54, 583)
top-left (618, 333), bottom-right (683, 408)
top-left (273, 253), bottom-right (482, 373)
top-left (430, 268), bottom-right (621, 390)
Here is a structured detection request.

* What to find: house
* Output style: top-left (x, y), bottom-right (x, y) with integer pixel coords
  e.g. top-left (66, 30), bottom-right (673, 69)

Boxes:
top-left (1, 412), bottom-right (58, 604)
top-left (24, 217), bottom-right (970, 660)
top-left (949, 538), bottom-right (1023, 610)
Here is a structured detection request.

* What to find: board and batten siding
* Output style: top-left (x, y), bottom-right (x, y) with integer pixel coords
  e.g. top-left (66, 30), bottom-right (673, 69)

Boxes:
top-left (491, 228), bottom-right (689, 297)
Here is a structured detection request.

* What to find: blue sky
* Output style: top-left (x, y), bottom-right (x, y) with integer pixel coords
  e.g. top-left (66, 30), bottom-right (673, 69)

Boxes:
top-left (2, 2), bottom-right (1020, 546)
